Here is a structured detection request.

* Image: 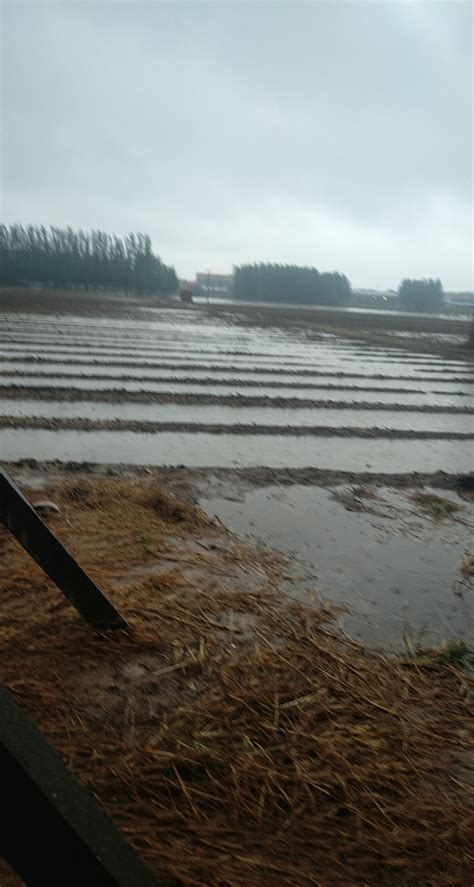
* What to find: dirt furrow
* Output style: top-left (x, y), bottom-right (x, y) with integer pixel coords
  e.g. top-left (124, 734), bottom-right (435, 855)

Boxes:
top-left (1, 355), bottom-right (472, 380)
top-left (0, 385), bottom-right (473, 413)
top-left (1, 414), bottom-right (473, 439)
top-left (6, 460), bottom-right (474, 494)
top-left (2, 370), bottom-right (471, 395)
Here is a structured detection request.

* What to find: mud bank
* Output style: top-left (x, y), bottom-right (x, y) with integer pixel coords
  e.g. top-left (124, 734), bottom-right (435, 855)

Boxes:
top-left (1, 414), bottom-right (473, 440)
top-left (1, 384), bottom-right (473, 412)
top-left (5, 461), bottom-right (474, 502)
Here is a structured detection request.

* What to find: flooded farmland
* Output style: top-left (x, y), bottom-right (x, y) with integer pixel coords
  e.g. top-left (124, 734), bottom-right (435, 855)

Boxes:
top-left (1, 291), bottom-right (473, 648)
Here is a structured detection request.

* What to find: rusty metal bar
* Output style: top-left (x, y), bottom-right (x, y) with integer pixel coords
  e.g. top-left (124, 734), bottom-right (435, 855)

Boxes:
top-left (0, 469), bottom-right (127, 630)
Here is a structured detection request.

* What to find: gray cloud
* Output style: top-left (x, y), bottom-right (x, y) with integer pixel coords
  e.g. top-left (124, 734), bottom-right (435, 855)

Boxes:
top-left (1, 0), bottom-right (472, 288)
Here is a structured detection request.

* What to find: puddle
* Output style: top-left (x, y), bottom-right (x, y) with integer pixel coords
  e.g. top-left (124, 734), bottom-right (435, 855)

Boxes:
top-left (1, 428), bottom-right (473, 472)
top-left (200, 485), bottom-right (474, 649)
top-left (1, 398), bottom-right (473, 434)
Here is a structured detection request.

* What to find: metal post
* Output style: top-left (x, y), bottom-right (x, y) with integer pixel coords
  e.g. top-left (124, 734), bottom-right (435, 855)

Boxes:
top-left (0, 682), bottom-right (158, 886)
top-left (0, 469), bottom-right (127, 630)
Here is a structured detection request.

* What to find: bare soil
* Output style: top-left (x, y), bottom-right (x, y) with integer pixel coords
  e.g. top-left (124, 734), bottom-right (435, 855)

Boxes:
top-left (205, 302), bottom-right (474, 360)
top-left (1, 385), bottom-right (472, 413)
top-left (5, 461), bottom-right (474, 498)
top-left (1, 414), bottom-right (473, 440)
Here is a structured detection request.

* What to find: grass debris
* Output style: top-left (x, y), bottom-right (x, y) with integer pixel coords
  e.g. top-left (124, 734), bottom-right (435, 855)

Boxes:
top-left (148, 486), bottom-right (209, 525)
top-left (411, 490), bottom-right (461, 520)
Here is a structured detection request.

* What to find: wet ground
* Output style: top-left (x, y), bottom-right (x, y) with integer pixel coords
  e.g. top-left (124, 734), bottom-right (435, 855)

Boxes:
top-left (1, 289), bottom-right (473, 648)
top-left (2, 398), bottom-right (473, 431)
top-left (2, 428), bottom-right (474, 471)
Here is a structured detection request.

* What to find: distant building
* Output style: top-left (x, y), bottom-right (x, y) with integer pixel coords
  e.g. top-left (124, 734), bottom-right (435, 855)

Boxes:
top-left (444, 292), bottom-right (474, 310)
top-left (195, 273), bottom-right (233, 297)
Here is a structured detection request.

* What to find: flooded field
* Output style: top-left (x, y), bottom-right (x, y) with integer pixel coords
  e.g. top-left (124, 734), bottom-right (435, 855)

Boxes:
top-left (2, 427), bottom-right (474, 470)
top-left (2, 397), bottom-right (473, 432)
top-left (1, 291), bottom-right (472, 648)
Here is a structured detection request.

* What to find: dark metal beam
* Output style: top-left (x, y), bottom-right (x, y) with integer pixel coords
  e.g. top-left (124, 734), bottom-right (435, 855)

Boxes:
top-left (0, 682), bottom-right (159, 886)
top-left (0, 469), bottom-right (127, 630)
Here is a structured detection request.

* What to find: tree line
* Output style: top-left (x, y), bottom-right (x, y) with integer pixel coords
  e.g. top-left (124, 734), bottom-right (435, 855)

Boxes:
top-left (0, 224), bottom-right (178, 295)
top-left (398, 278), bottom-right (443, 312)
top-left (233, 264), bottom-right (351, 306)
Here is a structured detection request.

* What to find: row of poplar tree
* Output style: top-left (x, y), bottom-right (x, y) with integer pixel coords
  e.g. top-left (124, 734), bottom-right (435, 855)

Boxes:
top-left (233, 264), bottom-right (351, 306)
top-left (398, 278), bottom-right (443, 312)
top-left (0, 224), bottom-right (178, 295)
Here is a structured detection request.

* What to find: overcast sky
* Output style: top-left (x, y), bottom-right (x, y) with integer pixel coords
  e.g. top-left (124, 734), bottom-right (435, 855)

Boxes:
top-left (1, 1), bottom-right (472, 289)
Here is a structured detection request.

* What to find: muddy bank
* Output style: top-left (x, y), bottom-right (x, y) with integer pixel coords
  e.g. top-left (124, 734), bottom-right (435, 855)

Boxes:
top-left (6, 460), bottom-right (474, 496)
top-left (1, 384), bottom-right (473, 412)
top-left (2, 353), bottom-right (473, 379)
top-left (3, 372), bottom-right (470, 395)
top-left (2, 370), bottom-right (473, 393)
top-left (0, 285), bottom-right (169, 316)
top-left (2, 414), bottom-right (473, 440)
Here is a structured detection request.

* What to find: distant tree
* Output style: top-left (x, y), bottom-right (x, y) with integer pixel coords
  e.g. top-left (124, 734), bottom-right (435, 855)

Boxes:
top-left (233, 263), bottom-right (351, 306)
top-left (0, 223), bottom-right (177, 296)
top-left (398, 278), bottom-right (443, 313)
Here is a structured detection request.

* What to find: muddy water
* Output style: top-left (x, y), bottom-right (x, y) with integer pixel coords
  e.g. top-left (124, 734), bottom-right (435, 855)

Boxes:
top-left (1, 398), bottom-right (473, 433)
top-left (1, 428), bottom-right (473, 471)
top-left (200, 485), bottom-right (473, 649)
